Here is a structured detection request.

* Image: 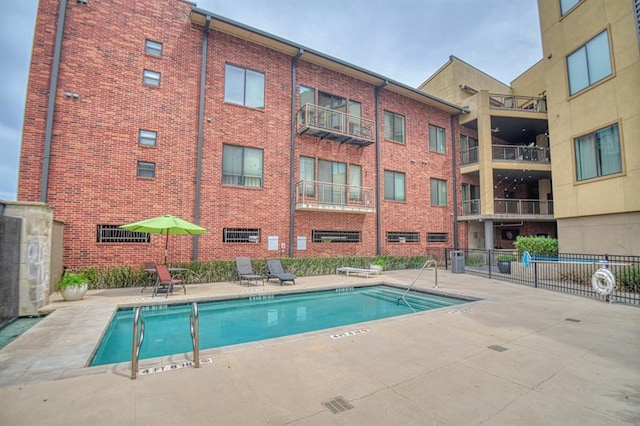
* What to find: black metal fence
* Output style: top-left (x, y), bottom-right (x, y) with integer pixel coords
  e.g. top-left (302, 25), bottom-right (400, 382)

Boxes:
top-left (432, 248), bottom-right (640, 306)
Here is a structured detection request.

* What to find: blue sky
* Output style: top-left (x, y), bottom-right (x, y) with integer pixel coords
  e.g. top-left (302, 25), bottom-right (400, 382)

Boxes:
top-left (0, 0), bottom-right (541, 201)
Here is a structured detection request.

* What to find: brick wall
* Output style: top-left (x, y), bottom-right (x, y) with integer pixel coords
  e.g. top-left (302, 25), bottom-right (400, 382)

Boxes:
top-left (20, 0), bottom-right (463, 268)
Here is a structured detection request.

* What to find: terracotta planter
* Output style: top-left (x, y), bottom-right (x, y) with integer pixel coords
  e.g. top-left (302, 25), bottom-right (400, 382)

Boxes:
top-left (61, 284), bottom-right (88, 301)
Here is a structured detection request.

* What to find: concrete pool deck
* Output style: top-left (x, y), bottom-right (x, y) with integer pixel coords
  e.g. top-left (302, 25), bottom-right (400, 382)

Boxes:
top-left (1, 269), bottom-right (638, 425)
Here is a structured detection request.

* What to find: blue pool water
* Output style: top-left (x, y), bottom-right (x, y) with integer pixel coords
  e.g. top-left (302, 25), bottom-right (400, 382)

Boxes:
top-left (90, 285), bottom-right (471, 366)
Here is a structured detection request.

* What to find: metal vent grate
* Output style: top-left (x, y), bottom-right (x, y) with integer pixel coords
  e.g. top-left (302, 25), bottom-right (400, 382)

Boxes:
top-left (487, 345), bottom-right (508, 352)
top-left (322, 396), bottom-right (354, 414)
top-left (565, 318), bottom-right (581, 322)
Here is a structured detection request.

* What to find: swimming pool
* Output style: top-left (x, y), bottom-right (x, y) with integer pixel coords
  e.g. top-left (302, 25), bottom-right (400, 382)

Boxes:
top-left (90, 285), bottom-right (472, 366)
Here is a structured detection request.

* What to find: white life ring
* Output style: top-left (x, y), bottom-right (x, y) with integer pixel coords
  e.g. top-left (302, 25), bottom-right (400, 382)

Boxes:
top-left (592, 268), bottom-right (615, 296)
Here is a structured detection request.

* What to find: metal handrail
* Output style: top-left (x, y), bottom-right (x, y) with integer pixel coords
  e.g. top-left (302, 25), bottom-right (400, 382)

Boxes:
top-left (131, 307), bottom-right (145, 379)
top-left (399, 259), bottom-right (438, 310)
top-left (190, 302), bottom-right (200, 368)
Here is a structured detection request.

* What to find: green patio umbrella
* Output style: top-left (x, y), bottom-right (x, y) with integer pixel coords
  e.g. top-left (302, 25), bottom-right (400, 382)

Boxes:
top-left (120, 214), bottom-right (207, 264)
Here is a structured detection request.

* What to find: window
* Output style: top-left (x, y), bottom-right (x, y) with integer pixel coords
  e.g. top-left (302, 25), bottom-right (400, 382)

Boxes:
top-left (138, 130), bottom-right (157, 146)
top-left (318, 160), bottom-right (346, 204)
top-left (224, 64), bottom-right (265, 108)
top-left (145, 39), bottom-right (163, 57)
top-left (223, 228), bottom-right (260, 243)
top-left (299, 156), bottom-right (315, 197)
top-left (386, 232), bottom-right (420, 243)
top-left (312, 230), bottom-right (361, 243)
top-left (300, 86), bottom-right (315, 106)
top-left (427, 233), bottom-right (449, 243)
top-left (384, 170), bottom-right (405, 202)
top-left (429, 125), bottom-right (446, 153)
top-left (222, 144), bottom-right (264, 187)
top-left (137, 161), bottom-right (155, 178)
top-left (575, 123), bottom-right (622, 181)
top-left (384, 111), bottom-right (405, 143)
top-left (143, 69), bottom-right (160, 86)
top-left (97, 225), bottom-right (150, 243)
top-left (567, 30), bottom-right (612, 95)
top-left (560, 0), bottom-right (581, 15)
top-left (349, 164), bottom-right (362, 202)
top-left (460, 134), bottom-right (478, 164)
top-left (430, 178), bottom-right (447, 206)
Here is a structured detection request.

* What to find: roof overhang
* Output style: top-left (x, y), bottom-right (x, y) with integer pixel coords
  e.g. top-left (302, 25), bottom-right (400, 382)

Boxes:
top-left (189, 8), bottom-right (468, 115)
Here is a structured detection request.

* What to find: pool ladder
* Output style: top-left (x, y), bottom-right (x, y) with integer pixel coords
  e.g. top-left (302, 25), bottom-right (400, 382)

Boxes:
top-left (131, 302), bottom-right (200, 379)
top-left (398, 259), bottom-right (438, 309)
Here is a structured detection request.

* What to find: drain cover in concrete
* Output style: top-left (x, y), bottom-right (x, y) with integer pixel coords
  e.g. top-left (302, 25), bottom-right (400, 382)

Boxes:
top-left (487, 345), bottom-right (508, 352)
top-left (322, 396), bottom-right (354, 414)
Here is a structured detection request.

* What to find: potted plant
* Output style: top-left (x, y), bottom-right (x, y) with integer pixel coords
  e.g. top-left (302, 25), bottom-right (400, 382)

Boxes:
top-left (370, 257), bottom-right (386, 274)
top-left (58, 271), bottom-right (89, 301)
top-left (496, 255), bottom-right (516, 274)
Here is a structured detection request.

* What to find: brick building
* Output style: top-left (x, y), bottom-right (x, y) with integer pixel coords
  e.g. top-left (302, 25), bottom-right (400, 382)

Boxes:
top-left (19, 0), bottom-right (468, 268)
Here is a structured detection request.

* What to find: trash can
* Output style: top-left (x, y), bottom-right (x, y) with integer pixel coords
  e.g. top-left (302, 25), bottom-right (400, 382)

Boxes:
top-left (450, 250), bottom-right (465, 273)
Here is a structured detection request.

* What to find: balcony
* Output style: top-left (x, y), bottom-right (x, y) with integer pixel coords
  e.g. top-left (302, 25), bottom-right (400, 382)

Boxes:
top-left (494, 198), bottom-right (554, 216)
top-left (459, 198), bottom-right (554, 220)
top-left (492, 145), bottom-right (550, 162)
top-left (489, 94), bottom-right (547, 113)
top-left (461, 199), bottom-right (481, 215)
top-left (461, 147), bottom-right (479, 165)
top-left (296, 104), bottom-right (375, 147)
top-left (295, 181), bottom-right (375, 214)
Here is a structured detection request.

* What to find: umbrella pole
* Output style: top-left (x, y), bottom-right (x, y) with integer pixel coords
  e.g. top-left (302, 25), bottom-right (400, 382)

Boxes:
top-left (165, 232), bottom-right (169, 265)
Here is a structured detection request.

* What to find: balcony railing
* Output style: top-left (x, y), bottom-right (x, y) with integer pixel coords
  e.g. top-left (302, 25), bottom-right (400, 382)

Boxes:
top-left (295, 180), bottom-right (375, 213)
top-left (461, 147), bottom-right (479, 165)
top-left (296, 104), bottom-right (376, 147)
top-left (461, 199), bottom-right (481, 215)
top-left (489, 94), bottom-right (547, 112)
top-left (494, 198), bottom-right (554, 215)
top-left (492, 145), bottom-right (550, 162)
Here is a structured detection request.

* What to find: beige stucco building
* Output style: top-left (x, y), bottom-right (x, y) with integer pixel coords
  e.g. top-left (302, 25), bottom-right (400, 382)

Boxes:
top-left (421, 0), bottom-right (639, 255)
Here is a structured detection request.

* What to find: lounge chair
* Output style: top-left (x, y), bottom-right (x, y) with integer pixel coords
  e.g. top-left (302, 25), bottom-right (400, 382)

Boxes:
top-left (235, 257), bottom-right (264, 286)
top-left (153, 264), bottom-right (186, 298)
top-left (267, 260), bottom-right (297, 285)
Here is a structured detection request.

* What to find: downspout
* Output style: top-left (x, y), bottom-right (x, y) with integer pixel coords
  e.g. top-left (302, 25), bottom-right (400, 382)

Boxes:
top-left (40, 0), bottom-right (68, 202)
top-left (192, 16), bottom-right (211, 261)
top-left (289, 48), bottom-right (304, 258)
top-left (374, 80), bottom-right (388, 256)
top-left (450, 114), bottom-right (460, 250)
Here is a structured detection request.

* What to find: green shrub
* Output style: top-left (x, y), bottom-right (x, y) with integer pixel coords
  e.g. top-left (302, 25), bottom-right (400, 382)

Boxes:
top-left (74, 255), bottom-right (439, 290)
top-left (616, 265), bottom-right (640, 293)
top-left (496, 254), bottom-right (517, 262)
top-left (514, 235), bottom-right (558, 257)
top-left (57, 271), bottom-right (88, 290)
top-left (465, 254), bottom-right (485, 267)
